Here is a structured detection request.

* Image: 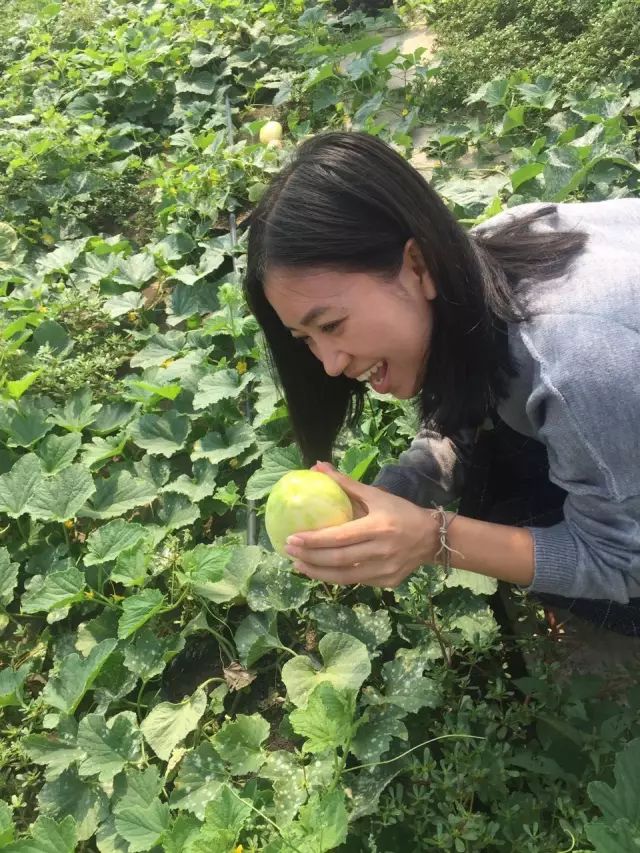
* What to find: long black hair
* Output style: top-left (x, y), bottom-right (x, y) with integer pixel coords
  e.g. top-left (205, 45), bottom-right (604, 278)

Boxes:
top-left (243, 131), bottom-right (587, 467)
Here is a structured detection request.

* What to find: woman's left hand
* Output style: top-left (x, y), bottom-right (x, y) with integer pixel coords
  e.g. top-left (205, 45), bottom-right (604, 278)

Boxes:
top-left (283, 462), bottom-right (440, 588)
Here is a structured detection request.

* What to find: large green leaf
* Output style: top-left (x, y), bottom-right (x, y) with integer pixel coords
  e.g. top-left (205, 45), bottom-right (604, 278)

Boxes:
top-left (282, 632), bottom-right (371, 708)
top-left (244, 444), bottom-right (303, 501)
top-left (130, 411), bottom-right (190, 457)
top-left (184, 785), bottom-right (252, 853)
top-left (78, 470), bottom-right (157, 519)
top-left (141, 687), bottom-right (207, 761)
top-left (0, 454), bottom-right (43, 517)
top-left (191, 422), bottom-right (254, 465)
top-left (117, 588), bottom-right (165, 639)
top-left (235, 611), bottom-right (283, 667)
top-left (246, 556), bottom-right (310, 613)
top-left (192, 369), bottom-right (252, 410)
top-left (0, 222), bottom-right (18, 269)
top-left (35, 433), bottom-right (82, 475)
top-left (37, 767), bottom-right (108, 842)
top-left (212, 714), bottom-right (270, 776)
top-left (169, 743), bottom-right (227, 819)
top-left (123, 627), bottom-right (185, 681)
top-left (289, 683), bottom-right (355, 755)
top-left (1, 814), bottom-right (77, 853)
top-left (49, 390), bottom-right (102, 432)
top-left (84, 520), bottom-right (148, 566)
top-left (0, 546), bottom-right (19, 607)
top-left (310, 603), bottom-right (392, 657)
top-left (42, 639), bottom-right (117, 714)
top-left (26, 464), bottom-right (95, 522)
top-left (22, 568), bottom-right (86, 614)
top-left (77, 712), bottom-right (142, 784)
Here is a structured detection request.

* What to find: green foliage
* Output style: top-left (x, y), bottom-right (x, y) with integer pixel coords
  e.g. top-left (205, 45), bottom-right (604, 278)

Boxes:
top-left (0, 0), bottom-right (638, 850)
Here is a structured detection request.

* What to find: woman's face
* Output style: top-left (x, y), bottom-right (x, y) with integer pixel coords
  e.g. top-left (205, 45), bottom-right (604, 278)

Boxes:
top-left (264, 238), bottom-right (437, 399)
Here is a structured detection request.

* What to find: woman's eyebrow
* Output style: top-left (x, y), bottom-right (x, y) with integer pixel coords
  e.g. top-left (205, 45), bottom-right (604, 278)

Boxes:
top-left (285, 306), bottom-right (331, 330)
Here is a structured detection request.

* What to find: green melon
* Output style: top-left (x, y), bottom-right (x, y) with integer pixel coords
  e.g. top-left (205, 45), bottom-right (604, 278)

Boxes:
top-left (265, 470), bottom-right (353, 556)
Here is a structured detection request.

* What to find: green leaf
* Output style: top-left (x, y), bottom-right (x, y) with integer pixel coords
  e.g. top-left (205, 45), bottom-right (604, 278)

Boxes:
top-left (84, 520), bottom-right (147, 566)
top-left (42, 639), bottom-right (117, 714)
top-left (244, 444), bottom-right (303, 501)
top-left (192, 369), bottom-right (252, 410)
top-left (185, 545), bottom-right (261, 604)
top-left (2, 814), bottom-right (77, 853)
top-left (37, 768), bottom-right (108, 842)
top-left (246, 555), bottom-right (310, 613)
top-left (155, 492), bottom-right (200, 531)
top-left (310, 603), bottom-right (392, 657)
top-left (212, 714), bottom-right (270, 776)
top-left (0, 799), bottom-right (13, 846)
top-left (130, 332), bottom-right (186, 369)
top-left (444, 567), bottom-right (498, 596)
top-left (77, 712), bottom-right (142, 784)
top-left (350, 705), bottom-right (408, 766)
top-left (0, 455), bottom-right (43, 518)
top-left (0, 547), bottom-right (19, 607)
top-left (114, 253), bottom-right (157, 289)
top-left (588, 738), bottom-right (640, 826)
top-left (0, 662), bottom-right (31, 707)
top-left (49, 389), bottom-right (102, 432)
top-left (6, 405), bottom-right (52, 448)
top-left (130, 411), bottom-right (190, 457)
top-left (185, 785), bottom-right (251, 853)
top-left (22, 568), bottom-right (85, 614)
top-left (80, 432), bottom-right (128, 469)
top-left (117, 588), bottom-right (165, 640)
top-left (191, 422), bottom-right (254, 465)
top-left (23, 722), bottom-right (84, 782)
top-left (141, 687), bottom-right (207, 761)
top-left (261, 751), bottom-right (307, 825)
top-left (235, 611), bottom-right (283, 668)
top-left (79, 470), bottom-right (156, 519)
top-left (6, 369), bottom-right (43, 400)
top-left (169, 743), bottom-right (227, 819)
top-left (161, 459), bottom-right (217, 502)
top-left (111, 544), bottom-right (153, 587)
top-left (377, 647), bottom-right (442, 714)
top-left (282, 632), bottom-right (371, 708)
top-left (35, 433), bottom-right (82, 474)
top-left (0, 222), bottom-right (18, 269)
top-left (89, 402), bottom-right (137, 435)
top-left (104, 291), bottom-right (144, 318)
top-left (340, 444), bottom-right (378, 480)
top-left (275, 790), bottom-right (348, 853)
top-left (26, 464), bottom-right (95, 522)
top-left (510, 161), bottom-right (544, 191)
top-left (123, 627), bottom-right (185, 681)
top-left (289, 683), bottom-right (355, 754)
top-left (114, 799), bottom-right (170, 853)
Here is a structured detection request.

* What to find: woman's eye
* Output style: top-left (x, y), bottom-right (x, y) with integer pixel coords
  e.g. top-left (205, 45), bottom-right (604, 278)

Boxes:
top-left (294, 319), bottom-right (342, 345)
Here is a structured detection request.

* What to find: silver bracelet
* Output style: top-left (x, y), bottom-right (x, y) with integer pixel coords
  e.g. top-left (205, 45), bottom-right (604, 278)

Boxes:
top-left (430, 504), bottom-right (464, 576)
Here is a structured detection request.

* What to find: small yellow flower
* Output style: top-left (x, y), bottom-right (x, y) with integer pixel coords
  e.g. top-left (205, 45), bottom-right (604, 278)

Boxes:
top-left (42, 233), bottom-right (55, 245)
top-left (169, 187), bottom-right (177, 196)
top-left (402, 108), bottom-right (409, 116)
top-left (37, 305), bottom-right (48, 313)
top-left (64, 519), bottom-right (74, 528)
top-left (235, 360), bottom-right (247, 375)
top-left (229, 458), bottom-right (239, 468)
top-left (127, 311), bottom-right (138, 322)
top-left (85, 590), bottom-right (95, 599)
top-left (233, 846), bottom-right (243, 853)
top-left (162, 358), bottom-right (175, 368)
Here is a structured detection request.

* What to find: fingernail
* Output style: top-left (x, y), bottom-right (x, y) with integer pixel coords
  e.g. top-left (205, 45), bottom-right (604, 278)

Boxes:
top-left (286, 535), bottom-right (304, 547)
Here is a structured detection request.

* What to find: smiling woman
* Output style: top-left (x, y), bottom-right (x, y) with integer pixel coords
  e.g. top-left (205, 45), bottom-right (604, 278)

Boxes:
top-left (243, 130), bottom-right (640, 639)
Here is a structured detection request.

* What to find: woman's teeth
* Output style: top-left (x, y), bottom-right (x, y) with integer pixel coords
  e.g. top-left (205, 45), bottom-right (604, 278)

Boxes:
top-left (356, 360), bottom-right (384, 382)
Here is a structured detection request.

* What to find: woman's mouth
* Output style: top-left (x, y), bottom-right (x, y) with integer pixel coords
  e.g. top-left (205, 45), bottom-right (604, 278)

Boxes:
top-left (356, 360), bottom-right (390, 393)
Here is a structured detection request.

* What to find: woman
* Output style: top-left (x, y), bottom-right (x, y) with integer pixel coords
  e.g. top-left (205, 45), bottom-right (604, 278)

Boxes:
top-left (243, 130), bottom-right (640, 637)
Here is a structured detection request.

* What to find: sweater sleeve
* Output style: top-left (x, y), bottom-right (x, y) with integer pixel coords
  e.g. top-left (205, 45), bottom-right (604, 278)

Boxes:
top-left (372, 424), bottom-right (477, 508)
top-left (518, 315), bottom-right (640, 602)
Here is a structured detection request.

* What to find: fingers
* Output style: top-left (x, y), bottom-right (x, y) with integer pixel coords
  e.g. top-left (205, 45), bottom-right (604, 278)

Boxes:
top-left (294, 560), bottom-right (404, 589)
top-left (285, 541), bottom-right (367, 568)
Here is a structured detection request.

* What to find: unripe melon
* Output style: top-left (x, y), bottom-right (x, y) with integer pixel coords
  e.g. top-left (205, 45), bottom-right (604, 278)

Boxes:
top-left (265, 470), bottom-right (353, 556)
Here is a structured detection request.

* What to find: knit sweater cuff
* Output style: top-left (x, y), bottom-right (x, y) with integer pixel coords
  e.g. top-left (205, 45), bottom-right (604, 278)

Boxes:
top-left (522, 523), bottom-right (578, 597)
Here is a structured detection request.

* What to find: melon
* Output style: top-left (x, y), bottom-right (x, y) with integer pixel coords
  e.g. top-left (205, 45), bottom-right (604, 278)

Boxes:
top-left (265, 470), bottom-right (353, 556)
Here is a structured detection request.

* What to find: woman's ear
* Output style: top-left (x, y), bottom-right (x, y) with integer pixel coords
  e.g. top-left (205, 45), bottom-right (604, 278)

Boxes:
top-left (404, 238), bottom-right (437, 300)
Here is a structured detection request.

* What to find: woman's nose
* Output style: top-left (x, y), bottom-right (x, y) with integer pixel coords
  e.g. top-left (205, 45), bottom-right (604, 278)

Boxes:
top-left (319, 345), bottom-right (349, 378)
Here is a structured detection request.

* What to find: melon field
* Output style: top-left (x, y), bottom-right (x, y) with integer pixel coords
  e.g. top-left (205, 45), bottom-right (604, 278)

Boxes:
top-left (1, 1), bottom-right (639, 850)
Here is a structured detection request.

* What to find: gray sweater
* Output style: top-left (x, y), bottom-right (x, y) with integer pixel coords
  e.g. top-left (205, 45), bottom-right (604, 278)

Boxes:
top-left (373, 198), bottom-right (640, 602)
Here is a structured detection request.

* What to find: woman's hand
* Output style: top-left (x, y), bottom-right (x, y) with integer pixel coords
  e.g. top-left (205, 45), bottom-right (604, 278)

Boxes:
top-left (283, 461), bottom-right (441, 588)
